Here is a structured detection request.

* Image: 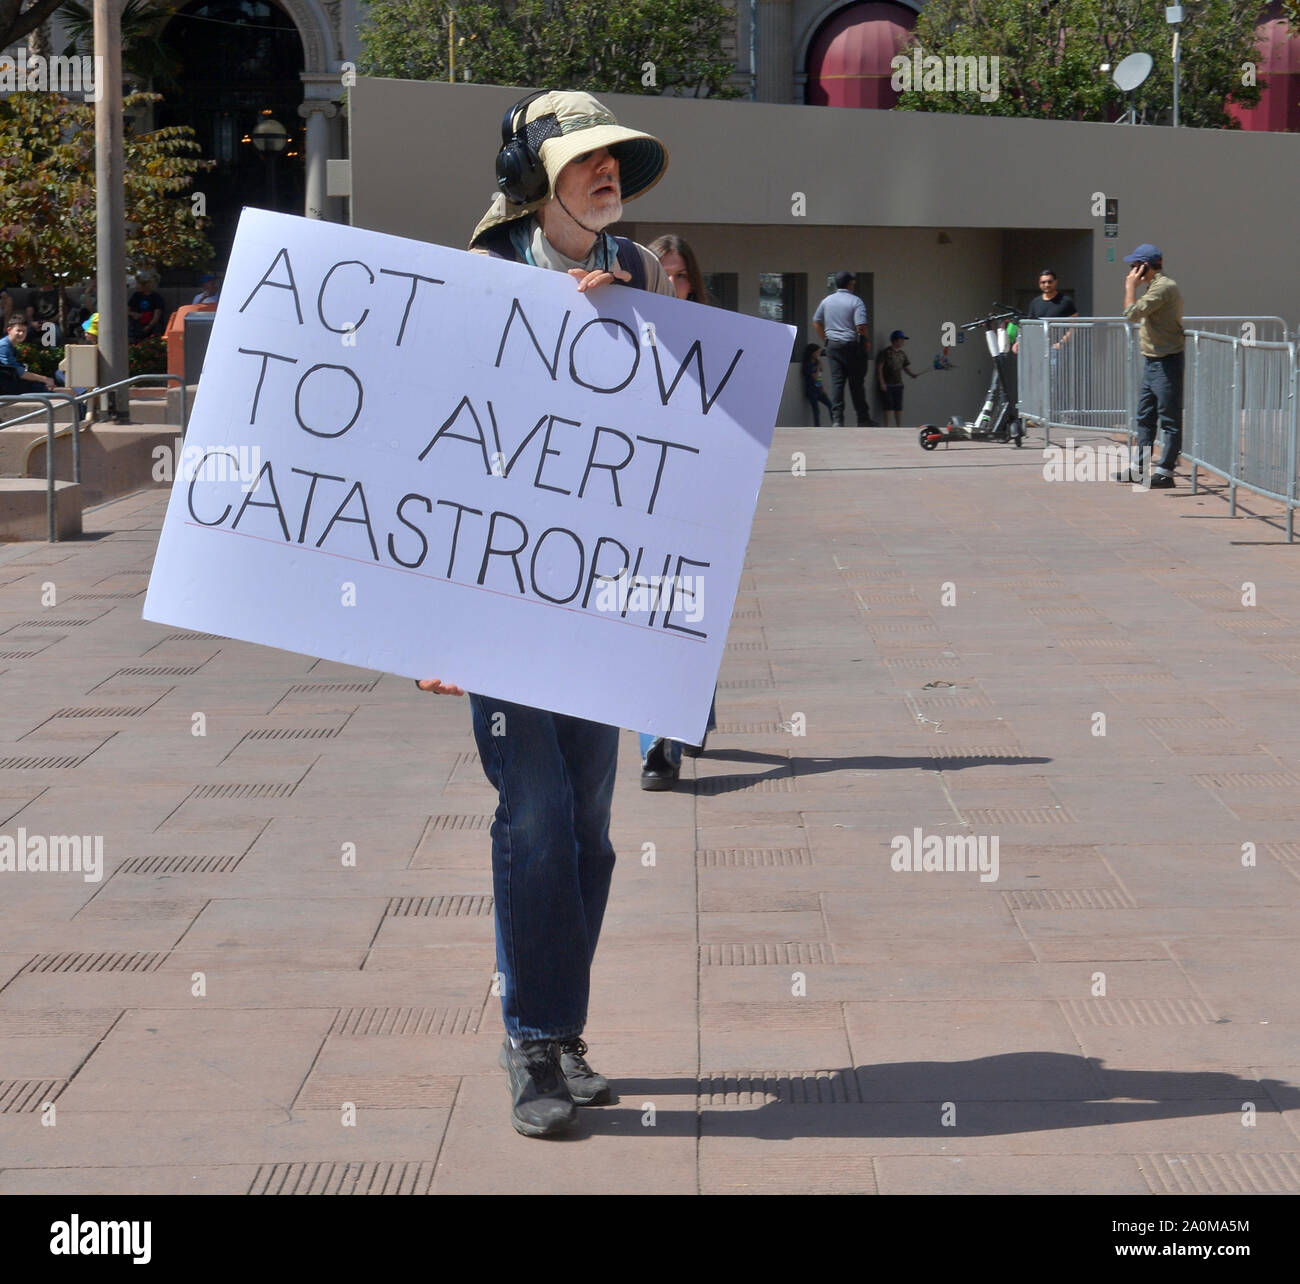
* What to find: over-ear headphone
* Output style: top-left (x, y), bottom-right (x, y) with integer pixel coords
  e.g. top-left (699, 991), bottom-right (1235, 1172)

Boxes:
top-left (496, 91), bottom-right (553, 206)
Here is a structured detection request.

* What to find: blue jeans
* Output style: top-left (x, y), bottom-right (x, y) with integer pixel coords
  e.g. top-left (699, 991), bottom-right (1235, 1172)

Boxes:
top-left (1135, 352), bottom-right (1184, 475)
top-left (469, 694), bottom-right (618, 1042)
top-left (805, 388), bottom-right (833, 427)
top-left (638, 694), bottom-right (718, 764)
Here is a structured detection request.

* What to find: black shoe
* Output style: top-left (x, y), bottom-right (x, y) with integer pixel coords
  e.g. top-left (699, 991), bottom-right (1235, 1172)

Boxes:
top-left (1113, 468), bottom-right (1147, 484)
top-left (558, 1038), bottom-right (611, 1105)
top-left (499, 1039), bottom-right (577, 1137)
top-left (640, 739), bottom-right (679, 791)
top-left (682, 732), bottom-right (708, 759)
top-left (1149, 473), bottom-right (1175, 489)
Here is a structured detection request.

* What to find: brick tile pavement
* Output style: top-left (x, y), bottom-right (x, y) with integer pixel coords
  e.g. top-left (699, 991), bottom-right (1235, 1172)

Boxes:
top-left (0, 429), bottom-right (1297, 1195)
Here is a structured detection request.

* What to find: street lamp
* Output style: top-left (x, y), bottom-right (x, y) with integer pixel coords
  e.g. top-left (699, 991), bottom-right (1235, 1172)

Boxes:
top-left (1167, 5), bottom-right (1184, 127)
top-left (251, 115), bottom-right (288, 210)
top-left (93, 0), bottom-right (129, 421)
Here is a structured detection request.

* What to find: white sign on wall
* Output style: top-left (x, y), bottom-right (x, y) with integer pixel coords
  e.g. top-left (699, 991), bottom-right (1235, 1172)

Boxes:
top-left (144, 209), bottom-right (794, 744)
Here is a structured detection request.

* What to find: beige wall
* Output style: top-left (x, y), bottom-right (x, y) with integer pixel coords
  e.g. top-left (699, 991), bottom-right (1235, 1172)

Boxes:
top-left (350, 78), bottom-right (1300, 426)
top-left (621, 220), bottom-right (1005, 424)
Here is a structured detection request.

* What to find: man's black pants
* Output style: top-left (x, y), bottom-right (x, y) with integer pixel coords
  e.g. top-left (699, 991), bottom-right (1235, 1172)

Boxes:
top-left (825, 342), bottom-right (874, 427)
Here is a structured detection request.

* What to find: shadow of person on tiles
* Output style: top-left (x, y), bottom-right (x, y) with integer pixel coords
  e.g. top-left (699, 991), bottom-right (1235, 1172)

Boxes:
top-left (691, 749), bottom-right (1053, 795)
top-left (566, 1055), bottom-right (1299, 1140)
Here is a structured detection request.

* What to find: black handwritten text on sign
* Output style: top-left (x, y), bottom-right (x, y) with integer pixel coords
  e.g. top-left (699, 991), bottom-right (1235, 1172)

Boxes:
top-left (144, 209), bottom-right (793, 742)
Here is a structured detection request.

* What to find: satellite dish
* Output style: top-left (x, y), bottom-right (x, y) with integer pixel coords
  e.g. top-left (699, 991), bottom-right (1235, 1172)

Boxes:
top-left (1113, 52), bottom-right (1153, 93)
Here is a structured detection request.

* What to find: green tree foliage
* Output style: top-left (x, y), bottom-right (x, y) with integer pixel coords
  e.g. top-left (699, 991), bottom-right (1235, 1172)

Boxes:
top-left (0, 90), bottom-right (213, 292)
top-left (58, 1), bottom-right (184, 92)
top-left (359, 0), bottom-right (741, 98)
top-left (893, 0), bottom-right (1264, 127)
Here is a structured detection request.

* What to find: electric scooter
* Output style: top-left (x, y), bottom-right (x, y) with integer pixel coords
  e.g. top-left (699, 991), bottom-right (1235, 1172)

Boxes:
top-left (919, 305), bottom-right (1025, 450)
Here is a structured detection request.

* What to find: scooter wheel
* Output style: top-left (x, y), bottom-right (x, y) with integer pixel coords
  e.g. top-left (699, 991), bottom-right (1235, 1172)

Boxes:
top-left (919, 427), bottom-right (940, 451)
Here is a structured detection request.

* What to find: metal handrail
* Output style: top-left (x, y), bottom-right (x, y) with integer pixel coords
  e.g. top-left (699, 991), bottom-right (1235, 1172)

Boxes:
top-left (0, 391), bottom-right (76, 542)
top-left (85, 373), bottom-right (188, 432)
top-left (2, 374), bottom-right (188, 543)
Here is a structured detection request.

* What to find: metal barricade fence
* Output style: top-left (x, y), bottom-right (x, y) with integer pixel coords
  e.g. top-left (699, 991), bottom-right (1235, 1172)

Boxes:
top-left (1020, 319), bottom-right (1299, 540)
top-left (1017, 318), bottom-right (1138, 447)
top-left (1186, 333), bottom-right (1299, 540)
top-left (1183, 316), bottom-right (1289, 343)
top-left (1016, 317), bottom-right (1049, 427)
top-left (1185, 331), bottom-right (1237, 485)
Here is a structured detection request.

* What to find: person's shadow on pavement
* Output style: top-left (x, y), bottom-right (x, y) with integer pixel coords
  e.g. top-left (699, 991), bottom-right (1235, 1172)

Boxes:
top-left (692, 748), bottom-right (1053, 795)
top-left (553, 1055), bottom-right (1300, 1140)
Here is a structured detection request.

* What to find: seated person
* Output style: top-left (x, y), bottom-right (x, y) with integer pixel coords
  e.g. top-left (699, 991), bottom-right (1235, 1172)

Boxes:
top-left (0, 314), bottom-right (58, 395)
top-left (128, 272), bottom-right (168, 341)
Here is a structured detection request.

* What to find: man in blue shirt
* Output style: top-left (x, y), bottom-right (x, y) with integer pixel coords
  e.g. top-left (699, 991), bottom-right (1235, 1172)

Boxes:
top-left (814, 272), bottom-right (875, 427)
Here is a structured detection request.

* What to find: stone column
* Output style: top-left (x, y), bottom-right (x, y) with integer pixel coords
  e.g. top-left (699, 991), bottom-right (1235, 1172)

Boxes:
top-left (758, 0), bottom-right (795, 103)
top-left (298, 100), bottom-right (339, 220)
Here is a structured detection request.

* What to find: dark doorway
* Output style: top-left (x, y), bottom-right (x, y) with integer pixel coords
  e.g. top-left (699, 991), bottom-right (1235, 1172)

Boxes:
top-left (157, 0), bottom-right (306, 270)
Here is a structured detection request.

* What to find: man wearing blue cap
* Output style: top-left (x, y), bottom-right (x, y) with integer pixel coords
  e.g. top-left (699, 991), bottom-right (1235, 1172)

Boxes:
top-left (1116, 244), bottom-right (1184, 488)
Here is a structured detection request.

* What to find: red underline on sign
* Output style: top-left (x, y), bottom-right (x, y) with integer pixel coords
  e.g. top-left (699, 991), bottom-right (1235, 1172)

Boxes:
top-left (181, 520), bottom-right (710, 643)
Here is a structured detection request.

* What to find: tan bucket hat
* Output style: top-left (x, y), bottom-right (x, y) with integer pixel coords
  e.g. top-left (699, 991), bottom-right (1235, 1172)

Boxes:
top-left (470, 90), bottom-right (668, 247)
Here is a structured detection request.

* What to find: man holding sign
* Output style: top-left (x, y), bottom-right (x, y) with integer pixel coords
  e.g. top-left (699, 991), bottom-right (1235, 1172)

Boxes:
top-left (144, 92), bottom-right (791, 1143)
top-left (420, 90), bottom-right (676, 1138)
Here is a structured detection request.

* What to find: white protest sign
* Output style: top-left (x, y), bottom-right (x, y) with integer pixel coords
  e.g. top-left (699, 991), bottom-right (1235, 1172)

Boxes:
top-left (144, 208), bottom-right (793, 744)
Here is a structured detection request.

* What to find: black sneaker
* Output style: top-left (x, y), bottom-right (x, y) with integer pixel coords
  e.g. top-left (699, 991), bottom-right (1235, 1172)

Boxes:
top-left (640, 738), bottom-right (679, 791)
top-left (558, 1038), bottom-right (611, 1105)
top-left (1149, 473), bottom-right (1175, 489)
top-left (1113, 468), bottom-right (1147, 484)
top-left (499, 1039), bottom-right (577, 1137)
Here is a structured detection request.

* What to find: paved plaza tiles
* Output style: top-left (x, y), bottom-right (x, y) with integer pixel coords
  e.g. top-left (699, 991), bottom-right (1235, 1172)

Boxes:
top-left (0, 427), bottom-right (1297, 1195)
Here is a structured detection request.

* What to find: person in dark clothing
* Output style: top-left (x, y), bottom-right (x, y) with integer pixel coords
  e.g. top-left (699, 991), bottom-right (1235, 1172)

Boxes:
top-left (802, 343), bottom-right (834, 426)
top-left (1015, 269), bottom-right (1078, 353)
top-left (127, 271), bottom-right (168, 342)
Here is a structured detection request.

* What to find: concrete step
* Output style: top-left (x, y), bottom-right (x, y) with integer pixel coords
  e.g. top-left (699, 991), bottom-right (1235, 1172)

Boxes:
top-left (1, 389), bottom-right (187, 428)
top-left (0, 423), bottom-right (182, 508)
top-left (0, 478), bottom-right (82, 541)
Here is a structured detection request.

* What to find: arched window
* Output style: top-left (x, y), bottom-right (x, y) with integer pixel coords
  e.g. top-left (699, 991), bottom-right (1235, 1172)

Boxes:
top-left (1228, 5), bottom-right (1300, 133)
top-left (806, 2), bottom-right (919, 110)
top-left (158, 1), bottom-right (307, 261)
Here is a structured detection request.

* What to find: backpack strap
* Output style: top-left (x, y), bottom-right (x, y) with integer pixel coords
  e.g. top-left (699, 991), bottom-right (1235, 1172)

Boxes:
top-left (475, 224), bottom-right (647, 291)
top-left (612, 237), bottom-right (646, 291)
top-left (473, 224), bottom-right (518, 261)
